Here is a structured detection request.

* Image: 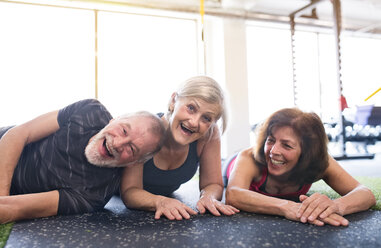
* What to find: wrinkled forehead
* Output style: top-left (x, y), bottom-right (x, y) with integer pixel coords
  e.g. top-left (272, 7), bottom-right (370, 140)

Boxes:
top-left (108, 116), bottom-right (144, 135)
top-left (128, 116), bottom-right (160, 138)
top-left (125, 116), bottom-right (159, 143)
top-left (187, 97), bottom-right (223, 118)
top-left (134, 127), bottom-right (161, 153)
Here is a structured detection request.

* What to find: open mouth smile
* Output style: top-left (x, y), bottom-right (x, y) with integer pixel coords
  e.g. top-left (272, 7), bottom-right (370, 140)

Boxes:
top-left (180, 123), bottom-right (196, 135)
top-left (103, 139), bottom-right (114, 158)
top-left (270, 158), bottom-right (285, 166)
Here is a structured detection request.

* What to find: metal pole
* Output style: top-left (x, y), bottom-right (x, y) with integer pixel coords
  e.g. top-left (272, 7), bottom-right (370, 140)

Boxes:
top-left (288, 0), bottom-right (327, 108)
top-left (332, 0), bottom-right (345, 156)
top-left (94, 9), bottom-right (99, 99)
top-left (290, 15), bottom-right (298, 106)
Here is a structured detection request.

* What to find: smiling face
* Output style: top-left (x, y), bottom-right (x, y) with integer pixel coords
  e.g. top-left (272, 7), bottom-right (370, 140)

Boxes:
top-left (168, 96), bottom-right (220, 145)
top-left (264, 126), bottom-right (302, 177)
top-left (85, 115), bottom-right (160, 167)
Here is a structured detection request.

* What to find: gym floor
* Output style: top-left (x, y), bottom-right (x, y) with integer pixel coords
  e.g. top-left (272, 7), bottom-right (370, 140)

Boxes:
top-left (4, 152), bottom-right (381, 248)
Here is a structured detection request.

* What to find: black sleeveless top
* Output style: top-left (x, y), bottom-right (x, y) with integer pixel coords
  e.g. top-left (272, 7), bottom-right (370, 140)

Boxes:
top-left (143, 140), bottom-right (199, 196)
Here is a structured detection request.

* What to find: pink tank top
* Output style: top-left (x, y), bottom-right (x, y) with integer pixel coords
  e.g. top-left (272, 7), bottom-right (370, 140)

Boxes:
top-left (226, 156), bottom-right (311, 200)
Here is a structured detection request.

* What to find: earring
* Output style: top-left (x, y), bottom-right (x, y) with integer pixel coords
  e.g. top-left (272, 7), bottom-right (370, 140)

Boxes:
top-left (168, 107), bottom-right (173, 113)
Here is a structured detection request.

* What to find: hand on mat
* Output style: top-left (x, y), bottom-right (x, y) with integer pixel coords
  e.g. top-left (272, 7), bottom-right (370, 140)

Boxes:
top-left (196, 195), bottom-right (239, 216)
top-left (316, 213), bottom-right (349, 226)
top-left (297, 193), bottom-right (347, 226)
top-left (154, 196), bottom-right (197, 220)
top-left (282, 200), bottom-right (348, 226)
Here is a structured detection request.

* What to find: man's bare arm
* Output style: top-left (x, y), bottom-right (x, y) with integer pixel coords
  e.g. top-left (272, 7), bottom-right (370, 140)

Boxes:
top-left (0, 190), bottom-right (59, 224)
top-left (0, 110), bottom-right (60, 195)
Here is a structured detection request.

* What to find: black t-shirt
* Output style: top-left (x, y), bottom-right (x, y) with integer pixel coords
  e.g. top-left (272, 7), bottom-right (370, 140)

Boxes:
top-left (1, 99), bottom-right (123, 215)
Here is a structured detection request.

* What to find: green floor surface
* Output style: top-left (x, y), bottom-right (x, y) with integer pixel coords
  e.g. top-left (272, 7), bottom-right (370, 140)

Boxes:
top-left (309, 176), bottom-right (381, 210)
top-left (0, 223), bottom-right (13, 248)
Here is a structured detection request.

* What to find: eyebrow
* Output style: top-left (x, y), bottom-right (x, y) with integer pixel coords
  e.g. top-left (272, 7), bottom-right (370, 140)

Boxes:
top-left (191, 99), bottom-right (217, 117)
top-left (268, 135), bottom-right (297, 147)
top-left (280, 138), bottom-right (298, 147)
top-left (190, 99), bottom-right (200, 109)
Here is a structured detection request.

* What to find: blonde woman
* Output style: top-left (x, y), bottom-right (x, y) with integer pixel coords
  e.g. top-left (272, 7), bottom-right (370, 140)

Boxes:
top-left (121, 76), bottom-right (239, 220)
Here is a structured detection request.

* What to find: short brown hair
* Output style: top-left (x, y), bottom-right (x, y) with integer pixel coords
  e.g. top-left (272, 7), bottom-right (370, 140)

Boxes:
top-left (253, 108), bottom-right (329, 185)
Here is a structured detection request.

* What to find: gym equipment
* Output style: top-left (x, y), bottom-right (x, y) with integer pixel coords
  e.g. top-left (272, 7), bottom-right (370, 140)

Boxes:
top-left (289, 0), bottom-right (375, 160)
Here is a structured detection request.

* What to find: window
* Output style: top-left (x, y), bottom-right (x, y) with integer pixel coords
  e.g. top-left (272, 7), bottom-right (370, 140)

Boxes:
top-left (0, 2), bottom-right (199, 126)
top-left (0, 2), bottom-right (94, 126)
top-left (341, 35), bottom-right (381, 107)
top-left (97, 11), bottom-right (199, 116)
top-left (246, 24), bottom-right (294, 126)
top-left (246, 21), bottom-right (381, 147)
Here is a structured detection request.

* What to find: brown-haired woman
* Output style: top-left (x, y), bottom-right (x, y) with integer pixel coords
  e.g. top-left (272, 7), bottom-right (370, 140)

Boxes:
top-left (225, 108), bottom-right (376, 226)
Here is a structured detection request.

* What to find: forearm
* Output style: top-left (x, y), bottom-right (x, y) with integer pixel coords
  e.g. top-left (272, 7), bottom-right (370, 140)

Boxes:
top-left (0, 127), bottom-right (28, 195)
top-left (0, 191), bottom-right (59, 224)
top-left (199, 183), bottom-right (224, 201)
top-left (334, 185), bottom-right (376, 216)
top-left (121, 187), bottom-right (166, 212)
top-left (226, 186), bottom-right (292, 216)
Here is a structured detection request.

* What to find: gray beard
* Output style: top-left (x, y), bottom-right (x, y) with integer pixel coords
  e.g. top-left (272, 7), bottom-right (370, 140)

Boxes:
top-left (84, 133), bottom-right (123, 168)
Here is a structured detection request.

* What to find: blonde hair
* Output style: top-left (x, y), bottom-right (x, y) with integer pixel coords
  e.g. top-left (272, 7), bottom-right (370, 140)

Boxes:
top-left (168, 76), bottom-right (228, 138)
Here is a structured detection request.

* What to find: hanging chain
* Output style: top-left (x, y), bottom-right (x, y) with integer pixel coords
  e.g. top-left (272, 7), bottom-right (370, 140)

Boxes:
top-left (290, 15), bottom-right (298, 107)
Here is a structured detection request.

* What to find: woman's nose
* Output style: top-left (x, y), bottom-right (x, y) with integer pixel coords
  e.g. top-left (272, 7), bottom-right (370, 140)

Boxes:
top-left (189, 115), bottom-right (200, 128)
top-left (270, 143), bottom-right (280, 155)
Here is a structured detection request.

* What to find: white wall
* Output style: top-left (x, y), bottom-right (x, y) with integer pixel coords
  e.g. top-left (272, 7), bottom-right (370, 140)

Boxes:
top-left (204, 17), bottom-right (251, 158)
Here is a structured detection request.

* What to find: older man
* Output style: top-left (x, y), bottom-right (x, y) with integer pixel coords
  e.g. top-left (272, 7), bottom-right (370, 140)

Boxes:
top-left (0, 99), bottom-right (164, 223)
